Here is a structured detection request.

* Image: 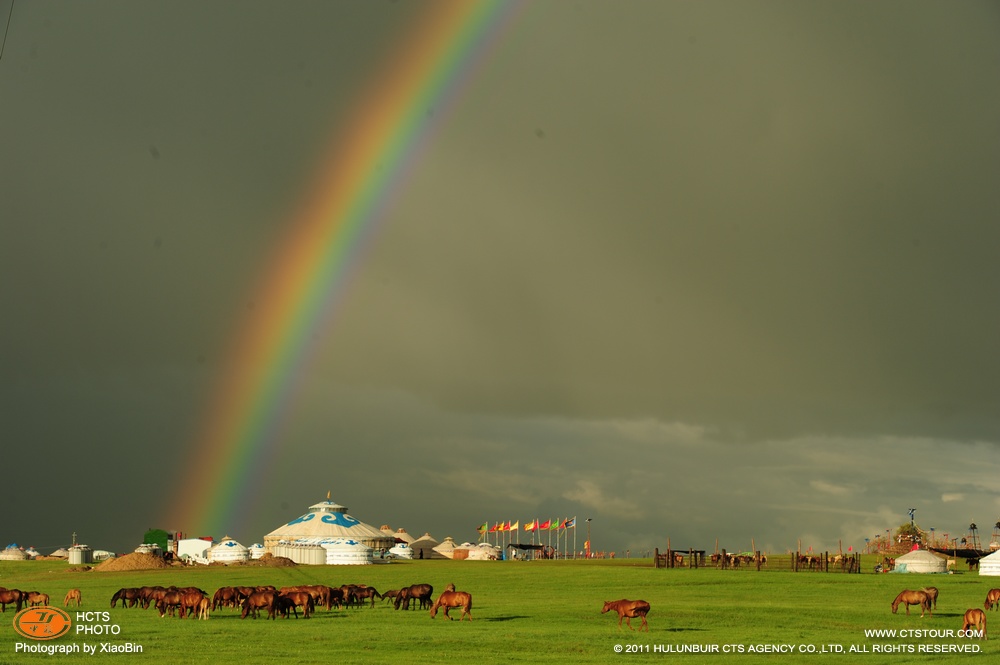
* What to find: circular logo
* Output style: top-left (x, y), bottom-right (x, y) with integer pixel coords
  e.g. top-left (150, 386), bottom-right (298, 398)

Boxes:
top-left (13, 606), bottom-right (73, 641)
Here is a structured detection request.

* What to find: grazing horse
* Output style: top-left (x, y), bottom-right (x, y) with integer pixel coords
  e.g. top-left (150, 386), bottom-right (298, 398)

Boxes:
top-left (111, 588), bottom-right (141, 609)
top-left (602, 599), bottom-right (651, 632)
top-left (241, 591), bottom-right (277, 620)
top-left (25, 592), bottom-right (49, 607)
top-left (64, 589), bottom-right (82, 607)
top-left (985, 589), bottom-right (1000, 612)
top-left (430, 590), bottom-right (473, 621)
top-left (277, 591), bottom-right (315, 618)
top-left (195, 597), bottom-right (211, 620)
top-left (0, 589), bottom-right (25, 613)
top-left (892, 590), bottom-right (931, 617)
top-left (395, 584), bottom-right (434, 611)
top-left (921, 587), bottom-right (939, 610)
top-left (212, 587), bottom-right (240, 611)
top-left (962, 608), bottom-right (987, 639)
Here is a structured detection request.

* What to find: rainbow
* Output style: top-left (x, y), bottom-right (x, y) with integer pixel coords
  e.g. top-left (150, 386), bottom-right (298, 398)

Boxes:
top-left (165, 0), bottom-right (522, 537)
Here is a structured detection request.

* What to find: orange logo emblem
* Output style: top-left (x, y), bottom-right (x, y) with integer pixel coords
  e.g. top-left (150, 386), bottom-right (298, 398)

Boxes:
top-left (13, 606), bottom-right (73, 640)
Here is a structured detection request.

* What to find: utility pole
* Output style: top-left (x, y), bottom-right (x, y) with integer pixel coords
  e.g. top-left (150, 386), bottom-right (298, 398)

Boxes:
top-left (586, 518), bottom-right (592, 558)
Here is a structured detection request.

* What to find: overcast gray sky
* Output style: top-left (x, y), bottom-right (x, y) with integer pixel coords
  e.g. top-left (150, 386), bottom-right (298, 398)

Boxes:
top-left (2, 0), bottom-right (999, 556)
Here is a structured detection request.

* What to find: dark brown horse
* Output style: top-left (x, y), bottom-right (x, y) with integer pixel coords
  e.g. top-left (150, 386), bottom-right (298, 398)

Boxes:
top-left (602, 599), bottom-right (650, 631)
top-left (921, 587), bottom-right (939, 610)
top-left (395, 584), bottom-right (433, 610)
top-left (962, 608), bottom-right (987, 639)
top-left (111, 587), bottom-right (141, 608)
top-left (430, 590), bottom-right (472, 621)
top-left (212, 587), bottom-right (241, 611)
top-left (277, 591), bottom-right (315, 618)
top-left (0, 588), bottom-right (25, 613)
top-left (892, 590), bottom-right (931, 617)
top-left (985, 589), bottom-right (1000, 611)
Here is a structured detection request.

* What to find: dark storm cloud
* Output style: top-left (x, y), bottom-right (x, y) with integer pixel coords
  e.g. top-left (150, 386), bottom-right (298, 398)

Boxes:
top-left (2, 0), bottom-right (998, 554)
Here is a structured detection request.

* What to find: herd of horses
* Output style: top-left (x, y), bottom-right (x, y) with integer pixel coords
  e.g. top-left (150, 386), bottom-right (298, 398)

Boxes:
top-left (0, 587), bottom-right (82, 613)
top-left (106, 581), bottom-right (471, 621)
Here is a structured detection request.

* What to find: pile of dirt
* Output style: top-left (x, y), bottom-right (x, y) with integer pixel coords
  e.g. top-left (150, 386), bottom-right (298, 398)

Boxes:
top-left (245, 553), bottom-right (296, 567)
top-left (94, 552), bottom-right (173, 572)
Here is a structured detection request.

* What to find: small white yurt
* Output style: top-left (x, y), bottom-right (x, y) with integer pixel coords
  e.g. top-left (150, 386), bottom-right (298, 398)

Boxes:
top-left (248, 543), bottom-right (266, 560)
top-left (433, 536), bottom-right (458, 559)
top-left (317, 538), bottom-right (374, 565)
top-left (409, 533), bottom-right (447, 560)
top-left (208, 537), bottom-right (250, 564)
top-left (978, 549), bottom-right (1000, 576)
top-left (893, 548), bottom-right (947, 573)
top-left (92, 550), bottom-right (115, 562)
top-left (465, 542), bottom-right (501, 561)
top-left (0, 544), bottom-right (28, 561)
top-left (389, 542), bottom-right (413, 559)
top-left (48, 548), bottom-right (70, 559)
top-left (24, 547), bottom-right (40, 559)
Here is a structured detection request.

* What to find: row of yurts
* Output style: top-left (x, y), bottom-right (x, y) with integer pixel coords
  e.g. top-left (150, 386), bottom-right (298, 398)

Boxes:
top-left (0, 499), bottom-right (500, 566)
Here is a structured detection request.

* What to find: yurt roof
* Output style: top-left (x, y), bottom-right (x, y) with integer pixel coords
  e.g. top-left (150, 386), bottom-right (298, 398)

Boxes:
top-left (979, 549), bottom-right (1000, 563)
top-left (896, 549), bottom-right (947, 563)
top-left (266, 499), bottom-right (389, 542)
top-left (410, 533), bottom-right (440, 548)
top-left (49, 548), bottom-right (70, 558)
top-left (210, 536), bottom-right (248, 553)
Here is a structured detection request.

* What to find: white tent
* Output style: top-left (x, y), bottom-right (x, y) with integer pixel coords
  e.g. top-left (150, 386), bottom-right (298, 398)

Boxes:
top-left (389, 542), bottom-right (413, 559)
top-left (893, 548), bottom-right (948, 573)
top-left (433, 536), bottom-right (458, 559)
top-left (0, 544), bottom-right (28, 561)
top-left (409, 533), bottom-right (448, 560)
top-left (208, 537), bottom-right (249, 564)
top-left (176, 538), bottom-right (213, 563)
top-left (979, 549), bottom-right (1000, 576)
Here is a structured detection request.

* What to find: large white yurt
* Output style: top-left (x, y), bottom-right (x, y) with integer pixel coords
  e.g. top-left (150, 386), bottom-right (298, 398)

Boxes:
top-left (0, 544), bottom-right (28, 561)
top-left (264, 498), bottom-right (395, 554)
top-left (208, 537), bottom-right (250, 564)
top-left (893, 548), bottom-right (948, 573)
top-left (978, 549), bottom-right (1000, 576)
top-left (463, 542), bottom-right (501, 561)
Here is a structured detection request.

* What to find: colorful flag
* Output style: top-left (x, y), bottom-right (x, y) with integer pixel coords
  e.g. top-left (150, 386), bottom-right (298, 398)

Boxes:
top-left (489, 523), bottom-right (499, 533)
top-left (563, 517), bottom-right (576, 529)
top-left (539, 519), bottom-right (551, 530)
top-left (510, 521), bottom-right (519, 531)
top-left (503, 521), bottom-right (511, 532)
top-left (476, 522), bottom-right (488, 533)
top-left (524, 520), bottom-right (537, 532)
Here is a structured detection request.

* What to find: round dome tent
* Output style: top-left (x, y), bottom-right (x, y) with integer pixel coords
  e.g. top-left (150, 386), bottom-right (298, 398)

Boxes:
top-left (209, 537), bottom-right (250, 564)
top-left (433, 536), bottom-right (458, 560)
top-left (389, 542), bottom-right (413, 559)
top-left (48, 548), bottom-right (70, 559)
top-left (248, 543), bottom-right (265, 560)
top-left (263, 498), bottom-right (395, 554)
top-left (0, 544), bottom-right (28, 561)
top-left (892, 548), bottom-right (947, 573)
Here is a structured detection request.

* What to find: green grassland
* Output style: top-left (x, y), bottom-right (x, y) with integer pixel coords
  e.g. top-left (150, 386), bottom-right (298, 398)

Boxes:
top-left (0, 556), bottom-right (995, 664)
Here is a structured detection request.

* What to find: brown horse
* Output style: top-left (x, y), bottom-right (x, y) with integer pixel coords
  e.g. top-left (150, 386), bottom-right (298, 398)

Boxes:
top-left (277, 591), bottom-right (315, 618)
top-left (602, 599), bottom-right (650, 632)
top-left (430, 591), bottom-right (473, 621)
top-left (985, 589), bottom-right (1000, 611)
top-left (891, 590), bottom-right (931, 617)
top-left (25, 592), bottom-right (49, 607)
top-left (921, 587), bottom-right (939, 610)
top-left (241, 591), bottom-right (277, 620)
top-left (195, 597), bottom-right (210, 620)
top-left (0, 588), bottom-right (25, 613)
top-left (962, 608), bottom-right (987, 639)
top-left (64, 589), bottom-right (82, 607)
